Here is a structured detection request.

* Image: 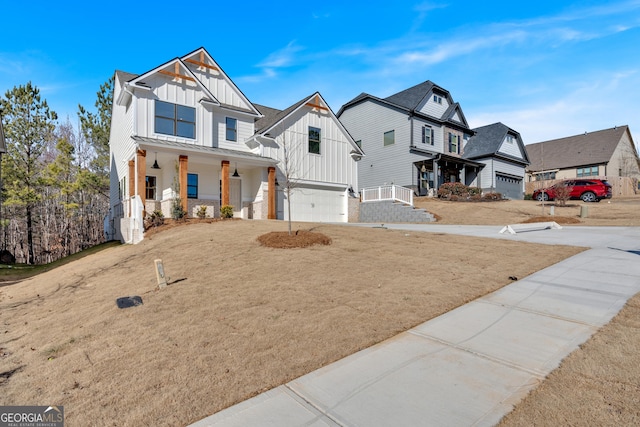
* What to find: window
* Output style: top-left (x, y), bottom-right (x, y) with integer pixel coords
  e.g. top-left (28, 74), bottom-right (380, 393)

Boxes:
top-left (355, 140), bottom-right (362, 148)
top-left (536, 171), bottom-right (557, 181)
top-left (119, 177), bottom-right (126, 200)
top-left (187, 173), bottom-right (198, 199)
top-left (226, 117), bottom-right (237, 141)
top-left (155, 100), bottom-right (196, 139)
top-left (309, 126), bottom-right (321, 154)
top-left (577, 166), bottom-right (598, 177)
top-left (384, 130), bottom-right (395, 146)
top-left (145, 176), bottom-right (157, 200)
top-left (448, 132), bottom-right (459, 154)
top-left (506, 135), bottom-right (514, 144)
top-left (433, 95), bottom-right (442, 104)
top-left (422, 125), bottom-right (433, 145)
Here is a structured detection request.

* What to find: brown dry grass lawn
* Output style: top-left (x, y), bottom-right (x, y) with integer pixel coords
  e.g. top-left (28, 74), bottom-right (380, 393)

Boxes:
top-left (1, 196), bottom-right (638, 426)
top-left (414, 195), bottom-right (640, 226)
top-left (0, 220), bottom-right (583, 426)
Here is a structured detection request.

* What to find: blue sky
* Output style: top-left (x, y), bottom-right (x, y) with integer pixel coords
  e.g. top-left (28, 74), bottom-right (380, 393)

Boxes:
top-left (2, 0), bottom-right (640, 146)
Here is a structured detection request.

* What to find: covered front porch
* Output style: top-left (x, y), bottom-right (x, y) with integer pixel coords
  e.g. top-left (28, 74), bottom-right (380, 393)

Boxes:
top-left (114, 137), bottom-right (278, 243)
top-left (413, 154), bottom-right (484, 196)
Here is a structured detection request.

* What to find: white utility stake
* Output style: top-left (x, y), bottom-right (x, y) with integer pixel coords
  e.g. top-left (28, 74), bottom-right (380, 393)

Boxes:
top-left (155, 259), bottom-right (167, 289)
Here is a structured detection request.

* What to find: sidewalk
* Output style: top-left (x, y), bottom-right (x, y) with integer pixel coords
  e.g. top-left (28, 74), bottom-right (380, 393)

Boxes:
top-left (191, 226), bottom-right (640, 427)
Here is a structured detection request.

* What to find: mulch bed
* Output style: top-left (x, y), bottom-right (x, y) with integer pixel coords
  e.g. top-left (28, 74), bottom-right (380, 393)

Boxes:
top-left (256, 230), bottom-right (332, 248)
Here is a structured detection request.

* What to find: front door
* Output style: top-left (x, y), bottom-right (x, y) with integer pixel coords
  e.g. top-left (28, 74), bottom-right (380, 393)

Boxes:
top-left (229, 179), bottom-right (242, 217)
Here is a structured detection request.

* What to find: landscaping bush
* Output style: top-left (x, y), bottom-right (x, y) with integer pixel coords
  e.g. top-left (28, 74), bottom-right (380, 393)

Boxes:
top-left (524, 193), bottom-right (533, 200)
top-left (196, 205), bottom-right (208, 219)
top-left (220, 205), bottom-right (234, 218)
top-left (437, 182), bottom-right (482, 200)
top-left (482, 192), bottom-right (503, 201)
top-left (145, 210), bottom-right (165, 229)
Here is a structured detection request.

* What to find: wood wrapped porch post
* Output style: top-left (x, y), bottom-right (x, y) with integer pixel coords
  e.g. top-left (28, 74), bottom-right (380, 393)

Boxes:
top-left (268, 166), bottom-right (276, 219)
top-left (179, 155), bottom-right (188, 216)
top-left (221, 160), bottom-right (230, 207)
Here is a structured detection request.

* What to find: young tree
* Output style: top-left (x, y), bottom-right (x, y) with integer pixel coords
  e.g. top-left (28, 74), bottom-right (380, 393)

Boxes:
top-left (1, 82), bottom-right (57, 264)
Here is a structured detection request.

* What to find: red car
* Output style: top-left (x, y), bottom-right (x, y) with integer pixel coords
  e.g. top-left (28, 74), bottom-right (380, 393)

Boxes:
top-left (532, 179), bottom-right (612, 202)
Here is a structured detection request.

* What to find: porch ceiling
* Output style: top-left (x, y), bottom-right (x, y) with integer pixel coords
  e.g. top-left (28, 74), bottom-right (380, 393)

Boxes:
top-left (132, 136), bottom-right (277, 166)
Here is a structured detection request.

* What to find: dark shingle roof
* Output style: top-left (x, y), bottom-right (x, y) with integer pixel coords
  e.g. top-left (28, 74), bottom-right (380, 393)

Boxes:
top-left (383, 81), bottom-right (436, 111)
top-left (115, 70), bottom-right (138, 84)
top-left (526, 126), bottom-right (628, 171)
top-left (253, 96), bottom-right (311, 135)
top-left (464, 122), bottom-right (529, 164)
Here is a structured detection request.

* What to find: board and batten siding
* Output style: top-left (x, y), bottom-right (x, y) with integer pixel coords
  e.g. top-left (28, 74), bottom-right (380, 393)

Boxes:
top-left (186, 65), bottom-right (253, 112)
top-left (340, 101), bottom-right (414, 190)
top-left (497, 135), bottom-right (525, 160)
top-left (216, 112), bottom-right (256, 152)
top-left (261, 107), bottom-right (358, 189)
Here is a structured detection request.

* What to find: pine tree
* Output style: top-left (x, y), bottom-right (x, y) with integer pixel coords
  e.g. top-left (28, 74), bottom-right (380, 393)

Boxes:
top-left (0, 82), bottom-right (57, 264)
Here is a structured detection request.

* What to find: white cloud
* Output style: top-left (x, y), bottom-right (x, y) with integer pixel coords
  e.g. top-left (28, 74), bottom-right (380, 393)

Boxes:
top-left (257, 41), bottom-right (304, 68)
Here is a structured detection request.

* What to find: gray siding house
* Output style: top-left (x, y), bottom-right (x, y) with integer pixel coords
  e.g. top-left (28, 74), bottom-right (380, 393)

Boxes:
top-left (337, 81), bottom-right (484, 196)
top-left (464, 122), bottom-right (530, 199)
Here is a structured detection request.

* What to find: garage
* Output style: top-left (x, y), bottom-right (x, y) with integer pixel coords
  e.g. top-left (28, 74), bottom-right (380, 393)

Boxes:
top-left (495, 174), bottom-right (523, 199)
top-left (281, 184), bottom-right (348, 223)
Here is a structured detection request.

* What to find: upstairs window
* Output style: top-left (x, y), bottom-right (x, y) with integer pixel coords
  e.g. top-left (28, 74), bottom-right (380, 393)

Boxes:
top-left (187, 173), bottom-right (198, 199)
top-left (448, 132), bottom-right (459, 154)
top-left (155, 100), bottom-right (196, 139)
top-left (433, 95), bottom-right (442, 104)
top-left (422, 125), bottom-right (434, 145)
top-left (384, 130), bottom-right (395, 146)
top-left (506, 135), bottom-right (514, 144)
top-left (355, 140), bottom-right (362, 148)
top-left (309, 126), bottom-right (321, 154)
top-left (226, 117), bottom-right (237, 141)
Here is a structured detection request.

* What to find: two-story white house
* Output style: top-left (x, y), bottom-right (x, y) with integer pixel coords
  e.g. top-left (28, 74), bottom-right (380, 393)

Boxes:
top-left (337, 81), bottom-right (483, 196)
top-left (108, 47), bottom-right (363, 243)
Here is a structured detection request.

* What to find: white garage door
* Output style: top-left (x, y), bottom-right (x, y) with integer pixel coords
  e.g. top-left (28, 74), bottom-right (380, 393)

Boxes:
top-left (283, 185), bottom-right (347, 223)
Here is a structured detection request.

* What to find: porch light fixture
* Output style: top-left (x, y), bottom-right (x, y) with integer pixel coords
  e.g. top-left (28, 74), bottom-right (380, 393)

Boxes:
top-left (151, 152), bottom-right (161, 169)
top-left (232, 162), bottom-right (240, 177)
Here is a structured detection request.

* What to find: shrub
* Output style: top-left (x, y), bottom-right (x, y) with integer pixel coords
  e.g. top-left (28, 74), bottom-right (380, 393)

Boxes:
top-left (483, 192), bottom-right (503, 201)
top-left (196, 205), bottom-right (208, 219)
top-left (171, 198), bottom-right (186, 220)
top-left (437, 182), bottom-right (482, 200)
top-left (524, 193), bottom-right (533, 200)
top-left (554, 183), bottom-right (573, 206)
top-left (145, 210), bottom-right (165, 229)
top-left (220, 205), bottom-right (234, 219)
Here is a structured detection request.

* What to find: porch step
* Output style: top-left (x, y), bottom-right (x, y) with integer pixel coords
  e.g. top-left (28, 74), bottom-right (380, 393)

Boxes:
top-left (359, 200), bottom-right (435, 223)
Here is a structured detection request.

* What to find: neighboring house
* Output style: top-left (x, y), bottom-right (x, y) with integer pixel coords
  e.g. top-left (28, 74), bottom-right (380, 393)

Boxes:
top-left (108, 47), bottom-right (363, 243)
top-left (464, 122), bottom-right (530, 199)
top-left (525, 126), bottom-right (640, 182)
top-left (337, 80), bottom-right (484, 196)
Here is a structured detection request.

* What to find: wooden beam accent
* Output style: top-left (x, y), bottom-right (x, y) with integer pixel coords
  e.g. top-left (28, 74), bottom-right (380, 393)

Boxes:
top-left (158, 70), bottom-right (196, 82)
top-left (268, 167), bottom-right (276, 220)
top-left (305, 94), bottom-right (329, 111)
top-left (184, 58), bottom-right (219, 71)
top-left (179, 155), bottom-right (188, 216)
top-left (221, 161), bottom-right (230, 208)
top-left (136, 149), bottom-right (146, 200)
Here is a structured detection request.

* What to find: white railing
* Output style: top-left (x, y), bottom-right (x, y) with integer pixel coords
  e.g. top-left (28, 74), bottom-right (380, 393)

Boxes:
top-left (361, 185), bottom-right (414, 206)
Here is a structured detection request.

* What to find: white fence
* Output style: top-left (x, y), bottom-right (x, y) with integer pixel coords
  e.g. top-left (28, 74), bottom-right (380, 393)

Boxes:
top-left (361, 185), bottom-right (414, 206)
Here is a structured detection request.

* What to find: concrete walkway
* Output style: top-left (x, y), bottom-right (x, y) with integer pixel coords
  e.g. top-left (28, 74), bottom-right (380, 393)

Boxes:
top-left (191, 225), bottom-right (640, 427)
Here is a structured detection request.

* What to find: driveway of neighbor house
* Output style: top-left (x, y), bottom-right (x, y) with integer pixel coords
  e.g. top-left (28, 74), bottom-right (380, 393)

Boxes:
top-left (191, 225), bottom-right (640, 427)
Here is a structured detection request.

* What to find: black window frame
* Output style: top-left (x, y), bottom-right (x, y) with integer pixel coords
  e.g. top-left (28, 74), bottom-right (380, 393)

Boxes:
top-left (145, 175), bottom-right (157, 200)
top-left (226, 117), bottom-right (237, 142)
top-left (154, 100), bottom-right (196, 139)
top-left (422, 125), bottom-right (434, 145)
top-left (187, 173), bottom-right (198, 199)
top-left (309, 126), bottom-right (321, 154)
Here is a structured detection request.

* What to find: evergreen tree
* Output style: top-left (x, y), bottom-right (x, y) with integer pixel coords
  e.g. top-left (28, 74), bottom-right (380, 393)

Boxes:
top-left (0, 82), bottom-right (57, 264)
top-left (78, 76), bottom-right (113, 193)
